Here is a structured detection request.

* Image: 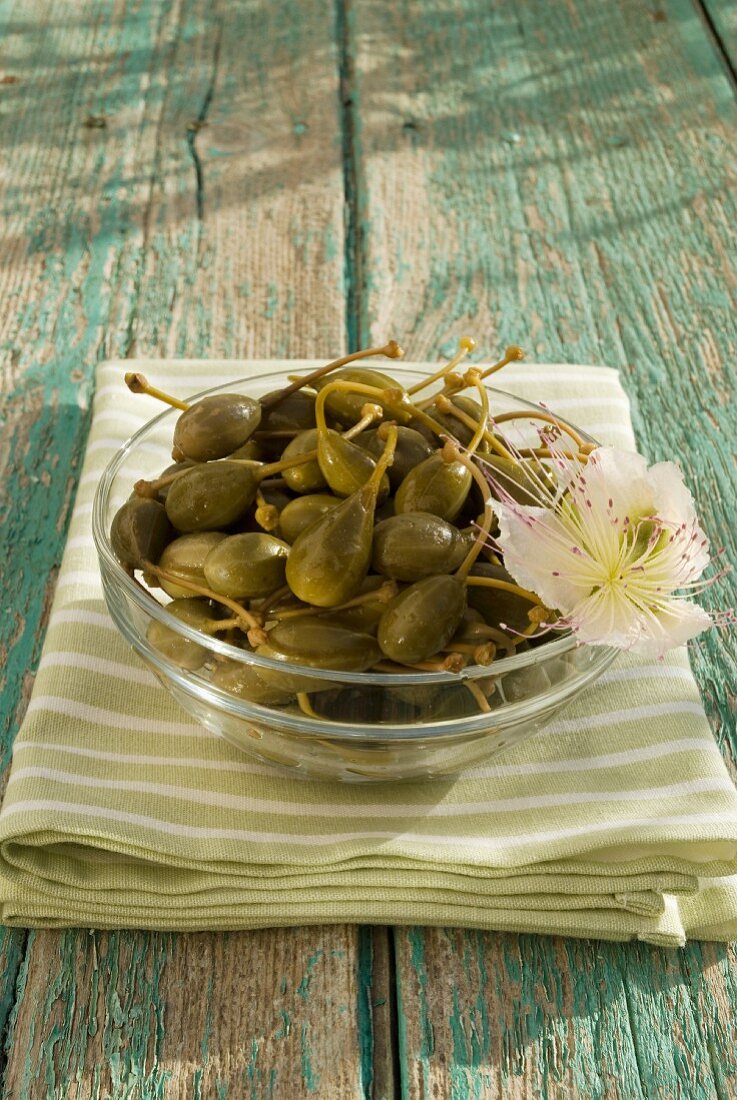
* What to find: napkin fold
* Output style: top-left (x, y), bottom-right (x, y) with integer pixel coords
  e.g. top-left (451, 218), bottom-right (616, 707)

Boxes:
top-left (1, 359), bottom-right (736, 946)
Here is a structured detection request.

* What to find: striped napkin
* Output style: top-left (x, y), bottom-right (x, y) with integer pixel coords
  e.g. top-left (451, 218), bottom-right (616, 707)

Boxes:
top-left (1, 359), bottom-right (736, 945)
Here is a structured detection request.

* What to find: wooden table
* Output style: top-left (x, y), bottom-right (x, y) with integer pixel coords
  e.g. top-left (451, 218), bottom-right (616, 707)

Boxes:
top-left (1, 1), bottom-right (736, 1095)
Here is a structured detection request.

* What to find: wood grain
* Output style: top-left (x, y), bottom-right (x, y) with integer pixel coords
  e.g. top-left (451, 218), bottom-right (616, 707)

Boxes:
top-left (3, 0), bottom-right (737, 1095)
top-left (347, 0), bottom-right (737, 1094)
top-left (3, 928), bottom-right (370, 1099)
top-left (0, 1), bottom-right (390, 1095)
top-left (395, 929), bottom-right (737, 1099)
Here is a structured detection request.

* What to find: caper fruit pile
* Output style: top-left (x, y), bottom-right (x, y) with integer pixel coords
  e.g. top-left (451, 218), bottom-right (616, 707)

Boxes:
top-left (111, 341), bottom-right (570, 723)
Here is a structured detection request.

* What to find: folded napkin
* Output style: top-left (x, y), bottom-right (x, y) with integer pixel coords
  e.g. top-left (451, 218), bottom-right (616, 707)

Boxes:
top-left (1, 359), bottom-right (736, 946)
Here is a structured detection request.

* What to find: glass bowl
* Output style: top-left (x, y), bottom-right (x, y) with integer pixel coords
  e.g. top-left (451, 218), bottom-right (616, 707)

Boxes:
top-left (92, 366), bottom-right (618, 782)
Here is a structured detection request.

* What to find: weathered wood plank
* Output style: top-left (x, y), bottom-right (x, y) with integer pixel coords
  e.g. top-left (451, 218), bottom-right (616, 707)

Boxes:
top-left (360, 927), bottom-right (398, 1100)
top-left (1, 0), bottom-right (176, 1082)
top-left (4, 927), bottom-right (370, 1099)
top-left (124, 0), bottom-right (347, 360)
top-left (701, 0), bottom-right (737, 63)
top-left (0, 0), bottom-right (392, 1094)
top-left (395, 929), bottom-right (737, 1099)
top-left (348, 0), bottom-right (737, 1094)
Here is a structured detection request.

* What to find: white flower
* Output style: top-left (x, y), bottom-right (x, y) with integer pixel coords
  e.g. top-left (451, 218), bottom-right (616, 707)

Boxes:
top-left (487, 444), bottom-right (717, 657)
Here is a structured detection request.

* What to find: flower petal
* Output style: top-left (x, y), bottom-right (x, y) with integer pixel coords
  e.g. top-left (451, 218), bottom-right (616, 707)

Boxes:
top-left (647, 460), bottom-right (698, 524)
top-left (496, 502), bottom-right (596, 612)
top-left (629, 600), bottom-right (713, 659)
top-left (571, 447), bottom-right (653, 522)
top-left (492, 442), bottom-right (716, 657)
top-left (564, 590), bottom-right (712, 656)
top-left (565, 585), bottom-right (641, 650)
top-left (647, 461), bottom-right (710, 578)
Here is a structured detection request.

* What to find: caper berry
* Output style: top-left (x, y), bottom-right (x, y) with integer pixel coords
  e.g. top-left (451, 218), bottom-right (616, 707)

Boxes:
top-left (394, 452), bottom-right (472, 521)
top-left (278, 493), bottom-right (342, 543)
top-left (158, 531), bottom-right (227, 598)
top-left (377, 575), bottom-right (467, 664)
top-left (358, 425), bottom-right (433, 489)
top-left (165, 461), bottom-right (260, 532)
top-left (111, 497), bottom-right (173, 570)
top-left (372, 511), bottom-right (467, 582)
top-left (203, 532), bottom-right (290, 599)
top-left (280, 430), bottom-right (327, 493)
top-left (113, 339), bottom-right (565, 710)
top-left (211, 660), bottom-right (295, 706)
top-left (173, 394), bottom-right (261, 461)
top-left (266, 617), bottom-right (382, 671)
top-left (467, 562), bottom-right (532, 633)
top-left (146, 598), bottom-right (215, 670)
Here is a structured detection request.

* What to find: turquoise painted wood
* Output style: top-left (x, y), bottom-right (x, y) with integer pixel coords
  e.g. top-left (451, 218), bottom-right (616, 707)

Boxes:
top-left (347, 0), bottom-right (737, 1094)
top-left (1, 0), bottom-right (737, 1095)
top-left (703, 0), bottom-right (737, 58)
top-left (0, 1), bottom-right (386, 1095)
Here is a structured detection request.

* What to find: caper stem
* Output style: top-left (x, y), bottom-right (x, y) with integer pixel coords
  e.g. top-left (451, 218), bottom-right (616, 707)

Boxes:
top-left (143, 561), bottom-right (266, 637)
top-left (414, 371), bottom-right (465, 410)
top-left (315, 374), bottom-right (465, 446)
top-left (405, 336), bottom-right (476, 396)
top-left (464, 369), bottom-right (491, 457)
top-left (297, 693), bottom-right (321, 719)
top-left (260, 341), bottom-right (403, 411)
top-left (516, 445), bottom-right (592, 463)
top-left (479, 545), bottom-right (503, 566)
top-left (270, 581), bottom-right (399, 621)
top-left (414, 345), bottom-right (523, 410)
top-left (404, 400), bottom-right (464, 442)
top-left (465, 575), bottom-right (543, 606)
top-left (254, 489), bottom-right (280, 532)
top-left (445, 442), bottom-right (495, 582)
top-left (255, 451), bottom-right (318, 478)
top-left (491, 409), bottom-right (587, 450)
top-left (256, 584), bottom-right (294, 618)
top-left (251, 413), bottom-right (384, 480)
top-left (373, 660), bottom-right (410, 673)
top-left (443, 641), bottom-right (496, 663)
top-left (259, 477), bottom-right (289, 489)
top-left (253, 429), bottom-right (301, 439)
top-left (342, 403), bottom-right (383, 440)
top-left (523, 604), bottom-right (556, 634)
top-left (372, 655), bottom-right (462, 673)
top-left (460, 622), bottom-right (516, 654)
top-left (314, 379), bottom-right (396, 435)
top-left (125, 373), bottom-right (190, 411)
top-left (432, 395), bottom-right (515, 462)
top-left (478, 345), bottom-right (525, 381)
top-left (364, 423), bottom-right (398, 499)
top-left (464, 681), bottom-right (492, 713)
top-left (134, 465), bottom-right (196, 498)
top-left (476, 642), bottom-right (497, 664)
top-left (199, 617), bottom-right (243, 634)
top-left (389, 654), bottom-right (466, 673)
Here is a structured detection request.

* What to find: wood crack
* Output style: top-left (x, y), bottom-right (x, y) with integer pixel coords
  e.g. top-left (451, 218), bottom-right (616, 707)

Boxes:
top-left (335, 0), bottom-right (365, 352)
top-left (121, 1), bottom-right (186, 359)
top-left (357, 927), bottom-right (399, 1099)
top-left (140, 0), bottom-right (187, 257)
top-left (692, 0), bottom-right (737, 93)
top-left (0, 929), bottom-right (30, 1091)
top-left (186, 16), bottom-right (224, 222)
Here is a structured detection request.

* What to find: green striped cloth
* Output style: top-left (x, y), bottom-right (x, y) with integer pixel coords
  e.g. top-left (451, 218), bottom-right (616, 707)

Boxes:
top-left (1, 359), bottom-right (736, 945)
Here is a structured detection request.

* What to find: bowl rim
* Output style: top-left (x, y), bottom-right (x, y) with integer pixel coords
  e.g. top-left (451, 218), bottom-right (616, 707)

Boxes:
top-left (112, 604), bottom-right (619, 741)
top-left (92, 365), bottom-right (614, 688)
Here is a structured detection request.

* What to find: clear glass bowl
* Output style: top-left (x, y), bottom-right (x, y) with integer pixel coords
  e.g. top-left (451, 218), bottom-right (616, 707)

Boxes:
top-left (93, 367), bottom-right (618, 782)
